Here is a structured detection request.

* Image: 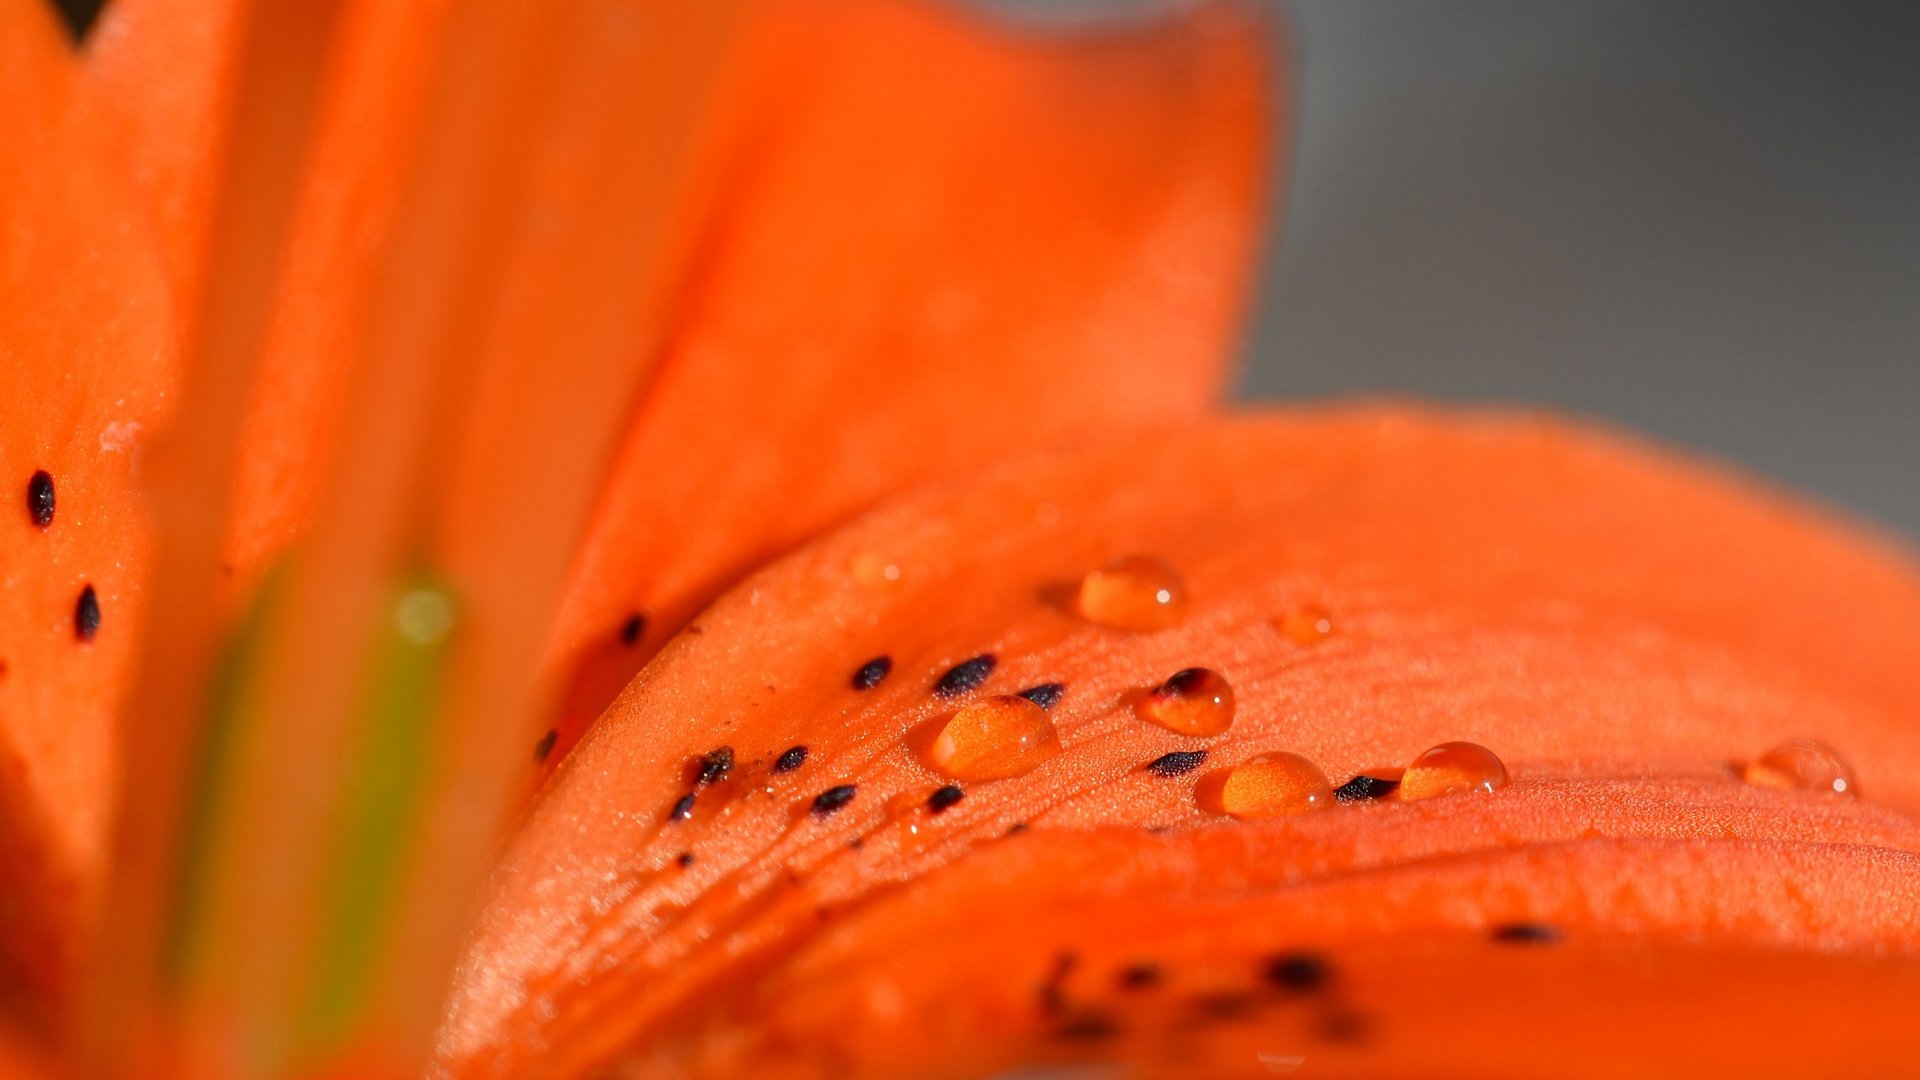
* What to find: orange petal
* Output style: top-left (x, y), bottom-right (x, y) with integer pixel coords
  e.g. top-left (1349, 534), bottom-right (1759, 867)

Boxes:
top-left (541, 0), bottom-right (1277, 763)
top-left (440, 406), bottom-right (1920, 1076)
top-left (0, 0), bottom-right (179, 1024)
top-left (87, 0), bottom-right (248, 319)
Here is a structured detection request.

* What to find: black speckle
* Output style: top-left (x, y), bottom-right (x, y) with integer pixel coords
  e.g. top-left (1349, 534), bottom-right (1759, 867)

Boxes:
top-left (1191, 992), bottom-right (1258, 1021)
top-left (1054, 1014), bottom-right (1118, 1040)
top-left (1145, 750), bottom-right (1207, 777)
top-left (1116, 964), bottom-right (1162, 990)
top-left (1318, 1009), bottom-right (1371, 1043)
top-left (851, 655), bottom-right (892, 690)
top-left (74, 585), bottom-right (100, 642)
top-left (49, 0), bottom-right (106, 43)
top-left (695, 746), bottom-right (734, 785)
top-left (1264, 952), bottom-right (1329, 993)
top-left (1006, 822), bottom-right (1029, 836)
top-left (773, 745), bottom-right (808, 773)
top-left (928, 785), bottom-right (965, 813)
top-left (675, 851), bottom-right (695, 869)
top-left (933, 654), bottom-right (996, 698)
top-left (1490, 922), bottom-right (1561, 946)
top-left (533, 729), bottom-right (557, 763)
top-left (667, 792), bottom-right (697, 822)
top-left (1017, 682), bottom-right (1065, 709)
top-left (1038, 951), bottom-right (1078, 1015)
top-left (848, 836), bottom-right (864, 850)
top-left (1334, 774), bottom-right (1400, 802)
top-left (811, 785), bottom-right (857, 815)
top-left (26, 471), bottom-right (54, 528)
top-left (619, 613), bottom-right (645, 646)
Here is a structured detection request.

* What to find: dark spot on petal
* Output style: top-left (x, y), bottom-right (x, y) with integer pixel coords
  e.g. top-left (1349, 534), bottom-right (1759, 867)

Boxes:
top-left (1191, 992), bottom-right (1259, 1021)
top-left (933, 654), bottom-right (996, 698)
top-left (1145, 750), bottom-right (1207, 777)
top-left (851, 655), bottom-right (892, 690)
top-left (1017, 682), bottom-right (1065, 709)
top-left (675, 851), bottom-right (694, 869)
top-left (74, 585), bottom-right (100, 642)
top-left (533, 729), bottom-right (557, 763)
top-left (1334, 774), bottom-right (1400, 802)
top-left (667, 792), bottom-right (697, 822)
top-left (619, 612), bottom-right (645, 646)
top-left (928, 785), bottom-right (965, 813)
top-left (695, 746), bottom-right (734, 785)
top-left (1318, 1009), bottom-right (1371, 1043)
top-left (48, 0), bottom-right (106, 44)
top-left (1006, 822), bottom-right (1028, 836)
top-left (848, 836), bottom-right (864, 850)
top-left (811, 785), bottom-right (857, 815)
top-left (26, 471), bottom-right (54, 528)
top-left (773, 745), bottom-right (808, 773)
top-left (1116, 964), bottom-right (1162, 990)
top-left (1054, 1014), bottom-right (1118, 1040)
top-left (1490, 922), bottom-right (1561, 945)
top-left (1264, 952), bottom-right (1329, 993)
top-left (1038, 951), bottom-right (1078, 1016)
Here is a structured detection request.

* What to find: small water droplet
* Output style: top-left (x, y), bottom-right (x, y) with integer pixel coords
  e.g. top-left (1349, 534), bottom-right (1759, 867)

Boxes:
top-left (1135, 667), bottom-right (1234, 736)
top-left (1742, 738), bottom-right (1855, 797)
top-left (1076, 555), bottom-right (1189, 631)
top-left (1275, 605), bottom-right (1334, 645)
top-left (926, 695), bottom-right (1060, 781)
top-left (1197, 752), bottom-right (1333, 818)
top-left (1398, 741), bottom-right (1508, 800)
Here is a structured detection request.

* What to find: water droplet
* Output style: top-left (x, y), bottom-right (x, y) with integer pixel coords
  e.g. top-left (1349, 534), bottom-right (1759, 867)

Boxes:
top-left (1076, 555), bottom-right (1189, 631)
top-left (1135, 667), bottom-right (1234, 736)
top-left (926, 694), bottom-right (1060, 780)
top-left (1742, 738), bottom-right (1855, 797)
top-left (1275, 605), bottom-right (1334, 645)
top-left (1398, 741), bottom-right (1508, 800)
top-left (773, 745), bottom-right (808, 773)
top-left (1196, 752), bottom-right (1332, 818)
top-left (74, 584), bottom-right (101, 642)
top-left (851, 655), bottom-right (892, 690)
top-left (26, 470), bottom-right (54, 528)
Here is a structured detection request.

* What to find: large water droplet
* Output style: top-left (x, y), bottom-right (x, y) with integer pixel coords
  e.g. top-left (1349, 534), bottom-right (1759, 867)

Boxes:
top-left (1398, 741), bottom-right (1508, 800)
top-left (926, 695), bottom-right (1060, 781)
top-left (1742, 738), bottom-right (1855, 797)
top-left (1134, 667), bottom-right (1234, 736)
top-left (1076, 555), bottom-right (1188, 631)
top-left (1197, 752), bottom-right (1333, 818)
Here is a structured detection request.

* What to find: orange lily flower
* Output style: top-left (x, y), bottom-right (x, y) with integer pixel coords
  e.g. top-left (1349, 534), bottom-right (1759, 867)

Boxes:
top-left (2, 1), bottom-right (1917, 1078)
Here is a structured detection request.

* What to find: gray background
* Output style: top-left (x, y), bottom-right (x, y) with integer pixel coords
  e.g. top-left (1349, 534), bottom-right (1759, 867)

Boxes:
top-left (1245, 1), bottom-right (1919, 540)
